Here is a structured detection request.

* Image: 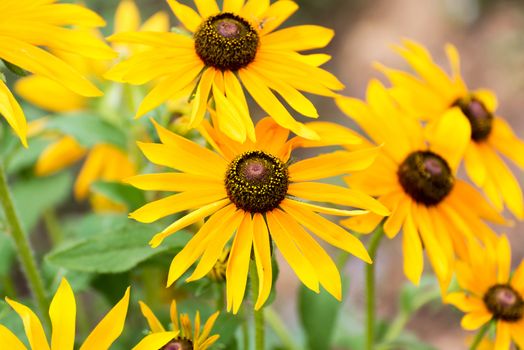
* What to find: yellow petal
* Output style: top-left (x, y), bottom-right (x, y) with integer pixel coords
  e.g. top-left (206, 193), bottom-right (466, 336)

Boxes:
top-left (80, 287), bottom-right (130, 350)
top-left (496, 235), bottom-right (511, 284)
top-left (285, 198), bottom-right (368, 217)
top-left (461, 311), bottom-right (492, 330)
top-left (340, 212), bottom-right (384, 235)
top-left (212, 81), bottom-right (247, 142)
top-left (188, 68), bottom-right (215, 128)
top-left (287, 182), bottom-right (390, 216)
top-left (149, 199), bottom-right (230, 248)
top-left (511, 260), bottom-right (524, 294)
top-left (132, 331), bottom-right (179, 350)
top-left (291, 121), bottom-right (363, 148)
top-left (464, 142), bottom-right (487, 186)
top-left (194, 0), bottom-right (220, 18)
top-left (49, 278), bottom-right (76, 350)
top-left (5, 298), bottom-right (50, 350)
top-left (489, 117), bottom-right (524, 169)
top-left (114, 0), bottom-right (141, 33)
top-left (266, 211), bottom-right (320, 293)
top-left (427, 107), bottom-right (471, 171)
top-left (0, 325), bottom-right (26, 350)
top-left (384, 196), bottom-right (411, 239)
top-left (226, 213), bottom-right (253, 314)
top-left (0, 37), bottom-right (102, 97)
top-left (263, 25), bottom-right (333, 51)
top-left (223, 0), bottom-right (245, 13)
top-left (186, 209), bottom-right (244, 282)
top-left (402, 212), bottom-right (423, 285)
top-left (140, 11), bottom-right (170, 32)
top-left (252, 213), bottom-right (273, 310)
top-left (494, 321), bottom-right (511, 350)
top-left (258, 0), bottom-right (298, 35)
top-left (241, 0), bottom-right (270, 19)
top-left (274, 210), bottom-right (342, 300)
top-left (15, 75), bottom-right (86, 113)
top-left (166, 205), bottom-right (236, 285)
top-left (281, 199), bottom-right (372, 263)
top-left (289, 147), bottom-right (381, 182)
top-left (223, 71), bottom-right (256, 141)
top-left (136, 63), bottom-right (202, 118)
top-left (129, 189), bottom-right (226, 223)
top-left (444, 292), bottom-right (485, 313)
top-left (167, 0), bottom-right (202, 32)
top-left (238, 67), bottom-right (318, 140)
top-left (124, 173), bottom-right (222, 192)
top-left (0, 80), bottom-right (27, 147)
top-left (138, 301), bottom-right (165, 333)
top-left (473, 89), bottom-right (498, 112)
top-left (36, 136), bottom-right (87, 176)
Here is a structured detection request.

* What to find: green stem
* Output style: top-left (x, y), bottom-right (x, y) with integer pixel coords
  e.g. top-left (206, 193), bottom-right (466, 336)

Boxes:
top-left (365, 225), bottom-right (384, 350)
top-left (265, 307), bottom-right (301, 350)
top-left (43, 209), bottom-right (62, 245)
top-left (469, 322), bottom-right (490, 350)
top-left (0, 163), bottom-right (48, 322)
top-left (251, 262), bottom-right (264, 350)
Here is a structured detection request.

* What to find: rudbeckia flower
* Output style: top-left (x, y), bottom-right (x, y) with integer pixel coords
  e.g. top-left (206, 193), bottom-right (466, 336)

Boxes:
top-left (125, 117), bottom-right (389, 313)
top-left (133, 299), bottom-right (219, 350)
top-left (376, 39), bottom-right (524, 219)
top-left (336, 80), bottom-right (505, 292)
top-left (0, 278), bottom-right (130, 350)
top-left (446, 235), bottom-right (524, 349)
top-left (106, 0), bottom-right (343, 142)
top-left (0, 0), bottom-right (115, 147)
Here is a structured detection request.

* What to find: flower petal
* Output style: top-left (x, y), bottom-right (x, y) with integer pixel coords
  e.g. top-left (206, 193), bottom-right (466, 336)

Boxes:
top-left (49, 279), bottom-right (76, 350)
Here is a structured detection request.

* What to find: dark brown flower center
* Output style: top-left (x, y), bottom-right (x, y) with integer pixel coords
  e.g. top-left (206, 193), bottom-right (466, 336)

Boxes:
top-left (454, 97), bottom-right (494, 142)
top-left (397, 151), bottom-right (454, 206)
top-left (225, 150), bottom-right (289, 213)
top-left (483, 284), bottom-right (524, 322)
top-left (194, 13), bottom-right (259, 71)
top-left (160, 338), bottom-right (193, 350)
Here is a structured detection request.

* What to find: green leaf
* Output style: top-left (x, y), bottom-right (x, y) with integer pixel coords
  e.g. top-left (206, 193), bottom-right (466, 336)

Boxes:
top-left (11, 171), bottom-right (73, 232)
top-left (91, 181), bottom-right (146, 211)
top-left (46, 221), bottom-right (191, 274)
top-left (45, 113), bottom-right (127, 149)
top-left (298, 277), bottom-right (349, 350)
top-left (2, 59), bottom-right (27, 76)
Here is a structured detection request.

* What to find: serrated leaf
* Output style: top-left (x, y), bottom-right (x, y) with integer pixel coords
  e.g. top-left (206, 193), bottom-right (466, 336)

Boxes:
top-left (45, 113), bottom-right (127, 149)
top-left (46, 221), bottom-right (191, 273)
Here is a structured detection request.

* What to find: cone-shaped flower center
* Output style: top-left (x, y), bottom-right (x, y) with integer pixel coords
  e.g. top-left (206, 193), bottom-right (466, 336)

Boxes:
top-left (454, 97), bottom-right (494, 142)
top-left (160, 338), bottom-right (193, 350)
top-left (225, 150), bottom-right (289, 213)
top-left (484, 284), bottom-right (524, 322)
top-left (397, 151), bottom-right (454, 206)
top-left (194, 13), bottom-right (259, 71)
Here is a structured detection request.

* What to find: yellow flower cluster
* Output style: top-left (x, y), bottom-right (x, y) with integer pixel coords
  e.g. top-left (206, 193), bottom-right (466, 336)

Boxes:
top-left (0, 0), bottom-right (523, 349)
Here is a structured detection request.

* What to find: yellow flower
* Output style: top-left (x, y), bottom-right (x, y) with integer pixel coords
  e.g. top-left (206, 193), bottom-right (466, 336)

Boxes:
top-left (126, 117), bottom-right (389, 313)
top-left (34, 137), bottom-right (137, 212)
top-left (445, 235), bottom-right (524, 349)
top-left (133, 299), bottom-right (219, 350)
top-left (376, 39), bottom-right (524, 219)
top-left (0, 278), bottom-right (130, 350)
top-left (335, 80), bottom-right (505, 292)
top-left (106, 0), bottom-right (343, 142)
top-left (0, 0), bottom-right (115, 147)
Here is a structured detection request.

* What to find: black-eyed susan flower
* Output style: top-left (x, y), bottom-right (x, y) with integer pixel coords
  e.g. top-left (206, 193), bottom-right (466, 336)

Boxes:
top-left (445, 235), bottom-right (524, 349)
top-left (133, 299), bottom-right (219, 350)
top-left (0, 0), bottom-right (115, 147)
top-left (336, 80), bottom-right (505, 292)
top-left (106, 0), bottom-right (343, 142)
top-left (125, 117), bottom-right (389, 313)
top-left (0, 278), bottom-right (130, 350)
top-left (376, 39), bottom-right (524, 219)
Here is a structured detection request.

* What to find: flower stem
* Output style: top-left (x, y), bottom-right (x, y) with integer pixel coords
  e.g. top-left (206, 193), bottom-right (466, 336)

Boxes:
top-left (251, 262), bottom-right (265, 350)
top-left (365, 225), bottom-right (384, 350)
top-left (469, 322), bottom-right (490, 350)
top-left (265, 307), bottom-right (301, 350)
top-left (0, 163), bottom-right (48, 321)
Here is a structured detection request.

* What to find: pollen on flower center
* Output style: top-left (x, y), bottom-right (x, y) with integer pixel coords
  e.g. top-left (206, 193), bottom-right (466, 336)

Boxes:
top-left (484, 284), bottom-right (524, 322)
top-left (454, 97), bottom-right (494, 142)
top-left (160, 338), bottom-right (193, 350)
top-left (194, 12), bottom-right (259, 71)
top-left (225, 150), bottom-right (289, 213)
top-left (397, 151), bottom-right (454, 206)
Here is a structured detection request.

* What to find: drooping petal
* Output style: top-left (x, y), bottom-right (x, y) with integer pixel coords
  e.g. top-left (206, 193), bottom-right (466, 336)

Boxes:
top-left (49, 279), bottom-right (76, 350)
top-left (0, 325), bottom-right (26, 350)
top-left (0, 80), bottom-right (27, 147)
top-left (80, 287), bottom-right (130, 350)
top-left (138, 301), bottom-right (165, 333)
top-left (5, 298), bottom-right (50, 350)
top-left (252, 213), bottom-right (273, 310)
top-left (132, 331), bottom-right (179, 350)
